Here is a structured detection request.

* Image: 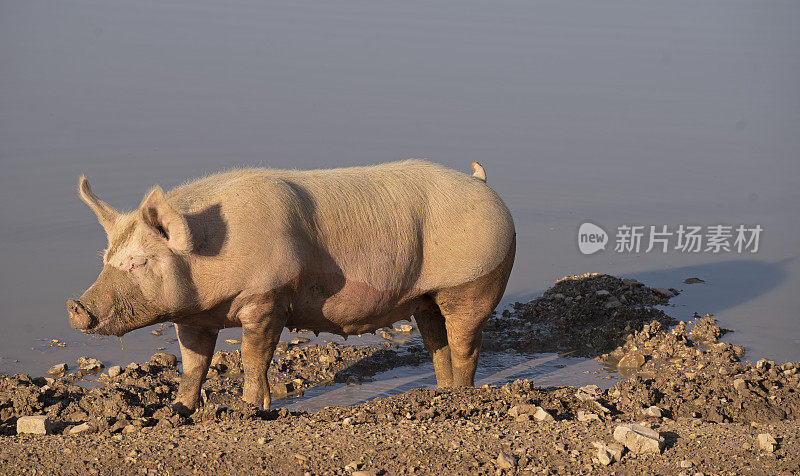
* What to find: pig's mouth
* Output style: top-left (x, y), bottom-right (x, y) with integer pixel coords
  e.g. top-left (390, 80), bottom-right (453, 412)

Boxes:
top-left (67, 298), bottom-right (129, 337)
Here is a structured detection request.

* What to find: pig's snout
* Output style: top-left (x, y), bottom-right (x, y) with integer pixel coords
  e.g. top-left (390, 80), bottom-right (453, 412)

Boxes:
top-left (67, 299), bottom-right (95, 330)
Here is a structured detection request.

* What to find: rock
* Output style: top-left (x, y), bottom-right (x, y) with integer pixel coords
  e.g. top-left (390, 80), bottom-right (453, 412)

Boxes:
top-left (150, 352), bottom-right (178, 367)
top-left (618, 352), bottom-right (646, 369)
top-left (508, 404), bottom-right (537, 419)
top-left (757, 433), bottom-right (777, 452)
top-left (352, 472), bottom-right (377, 476)
top-left (344, 461), bottom-right (363, 471)
top-left (108, 420), bottom-right (129, 433)
top-left (16, 415), bottom-right (53, 435)
top-left (596, 290), bottom-right (610, 297)
top-left (47, 363), bottom-right (68, 377)
top-left (122, 424), bottom-right (138, 434)
top-left (596, 447), bottom-right (612, 465)
top-left (69, 422), bottom-right (97, 435)
top-left (394, 324), bottom-right (413, 333)
top-left (343, 417), bottom-right (354, 426)
top-left (534, 407), bottom-right (555, 422)
top-left (683, 277), bottom-right (705, 284)
top-left (733, 378), bottom-right (747, 392)
top-left (604, 300), bottom-right (621, 309)
top-left (642, 406), bottom-right (662, 418)
top-left (291, 337), bottom-right (310, 345)
top-left (613, 423), bottom-right (665, 454)
top-left (577, 410), bottom-right (600, 422)
top-left (224, 339), bottom-right (241, 345)
top-left (108, 365), bottom-right (122, 378)
top-left (495, 452), bottom-right (518, 469)
top-left (76, 356), bottom-right (104, 372)
top-left (592, 442), bottom-right (624, 466)
top-left (678, 460), bottom-right (693, 468)
top-left (653, 288), bottom-right (675, 297)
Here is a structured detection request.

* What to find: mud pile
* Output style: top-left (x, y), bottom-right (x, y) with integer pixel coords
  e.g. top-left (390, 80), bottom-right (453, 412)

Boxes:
top-left (603, 315), bottom-right (800, 424)
top-left (483, 273), bottom-right (679, 356)
top-left (0, 339), bottom-right (427, 436)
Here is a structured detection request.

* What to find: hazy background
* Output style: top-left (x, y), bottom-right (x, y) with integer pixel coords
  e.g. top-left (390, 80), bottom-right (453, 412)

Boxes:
top-left (1, 0), bottom-right (798, 376)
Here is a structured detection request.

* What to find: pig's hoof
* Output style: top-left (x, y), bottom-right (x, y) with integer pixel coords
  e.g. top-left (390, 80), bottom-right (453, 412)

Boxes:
top-left (171, 402), bottom-right (195, 416)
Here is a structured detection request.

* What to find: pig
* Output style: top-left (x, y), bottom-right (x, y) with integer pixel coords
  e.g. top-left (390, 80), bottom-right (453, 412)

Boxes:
top-left (67, 159), bottom-right (515, 412)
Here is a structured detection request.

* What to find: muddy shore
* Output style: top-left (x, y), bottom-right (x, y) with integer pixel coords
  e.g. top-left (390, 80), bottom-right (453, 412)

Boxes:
top-left (1, 274), bottom-right (798, 474)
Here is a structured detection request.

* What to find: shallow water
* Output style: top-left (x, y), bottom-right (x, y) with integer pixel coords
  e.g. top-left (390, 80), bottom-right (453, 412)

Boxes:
top-left (1, 0), bottom-right (798, 399)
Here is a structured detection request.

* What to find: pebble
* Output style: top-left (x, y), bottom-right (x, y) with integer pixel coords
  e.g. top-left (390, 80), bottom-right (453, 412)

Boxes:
top-left (108, 365), bottom-right (122, 378)
top-left (577, 410), bottom-right (600, 423)
top-left (47, 363), bottom-right (68, 377)
top-left (16, 415), bottom-right (53, 435)
top-left (76, 356), bottom-right (104, 372)
top-left (757, 433), bottom-right (777, 452)
top-left (534, 407), bottom-right (555, 422)
top-left (69, 422), bottom-right (97, 435)
top-left (618, 352), bottom-right (646, 369)
top-left (653, 287), bottom-right (676, 297)
top-left (225, 339), bottom-right (241, 345)
top-left (344, 461), bottom-right (363, 471)
top-left (678, 460), bottom-right (693, 468)
top-left (613, 423), bottom-right (665, 454)
top-left (642, 406), bottom-right (662, 418)
top-left (495, 452), bottom-right (518, 469)
top-left (291, 337), bottom-right (310, 345)
top-left (150, 352), bottom-right (178, 367)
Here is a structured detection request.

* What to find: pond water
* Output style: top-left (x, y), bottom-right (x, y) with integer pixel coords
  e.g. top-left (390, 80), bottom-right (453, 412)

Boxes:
top-left (1, 0), bottom-right (798, 407)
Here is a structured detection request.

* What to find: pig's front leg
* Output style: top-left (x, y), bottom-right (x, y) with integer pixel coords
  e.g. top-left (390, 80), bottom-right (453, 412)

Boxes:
top-left (174, 323), bottom-right (219, 413)
top-left (240, 307), bottom-right (286, 410)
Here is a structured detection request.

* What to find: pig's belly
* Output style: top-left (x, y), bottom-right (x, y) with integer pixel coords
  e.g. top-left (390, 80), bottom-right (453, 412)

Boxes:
top-left (289, 275), bottom-right (431, 336)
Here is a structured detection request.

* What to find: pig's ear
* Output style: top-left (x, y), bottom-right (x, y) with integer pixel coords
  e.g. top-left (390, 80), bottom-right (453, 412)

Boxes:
top-left (78, 175), bottom-right (120, 232)
top-left (138, 186), bottom-right (193, 254)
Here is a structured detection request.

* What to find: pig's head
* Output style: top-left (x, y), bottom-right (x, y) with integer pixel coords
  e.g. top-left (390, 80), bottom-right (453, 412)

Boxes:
top-left (67, 176), bottom-right (194, 336)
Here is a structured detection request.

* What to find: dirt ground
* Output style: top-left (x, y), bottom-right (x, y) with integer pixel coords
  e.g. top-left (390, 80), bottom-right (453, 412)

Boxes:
top-left (1, 274), bottom-right (798, 475)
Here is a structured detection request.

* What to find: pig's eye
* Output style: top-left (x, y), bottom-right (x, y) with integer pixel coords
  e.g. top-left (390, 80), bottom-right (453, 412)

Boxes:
top-left (128, 259), bottom-right (147, 272)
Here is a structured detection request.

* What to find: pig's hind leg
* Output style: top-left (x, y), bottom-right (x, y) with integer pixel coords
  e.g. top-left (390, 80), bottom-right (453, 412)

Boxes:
top-left (174, 324), bottom-right (219, 413)
top-left (415, 305), bottom-right (454, 388)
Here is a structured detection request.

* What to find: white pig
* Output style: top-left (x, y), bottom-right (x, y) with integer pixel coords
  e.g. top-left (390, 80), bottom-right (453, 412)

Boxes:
top-left (67, 159), bottom-right (515, 411)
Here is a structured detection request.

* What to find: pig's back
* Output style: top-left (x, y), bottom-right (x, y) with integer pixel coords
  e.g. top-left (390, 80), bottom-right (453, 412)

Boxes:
top-left (169, 160), bottom-right (515, 294)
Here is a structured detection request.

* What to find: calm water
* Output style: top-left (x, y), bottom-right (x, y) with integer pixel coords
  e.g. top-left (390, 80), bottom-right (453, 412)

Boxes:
top-left (1, 0), bottom-right (798, 399)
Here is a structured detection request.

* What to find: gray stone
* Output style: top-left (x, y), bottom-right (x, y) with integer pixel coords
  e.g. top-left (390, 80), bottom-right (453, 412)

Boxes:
top-left (618, 352), bottom-right (646, 369)
top-left (150, 352), bottom-right (178, 367)
top-left (108, 365), bottom-right (123, 378)
top-left (47, 363), bottom-right (68, 377)
top-left (76, 356), bottom-right (104, 372)
top-left (533, 407), bottom-right (555, 422)
top-left (613, 423), bottom-right (665, 454)
top-left (508, 404), bottom-right (537, 419)
top-left (653, 287), bottom-right (675, 297)
top-left (495, 452), bottom-right (518, 469)
top-left (592, 442), bottom-right (624, 466)
top-left (642, 406), bottom-right (662, 418)
top-left (16, 415), bottom-right (53, 435)
top-left (70, 422), bottom-right (97, 435)
top-left (757, 433), bottom-right (777, 452)
top-left (577, 410), bottom-right (600, 423)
